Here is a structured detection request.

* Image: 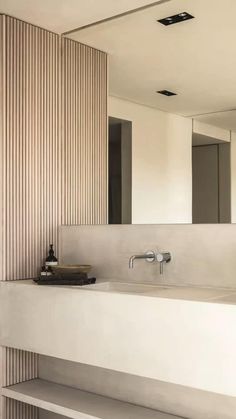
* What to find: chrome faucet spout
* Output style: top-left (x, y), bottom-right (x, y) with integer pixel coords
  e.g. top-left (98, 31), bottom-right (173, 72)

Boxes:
top-left (128, 250), bottom-right (171, 274)
top-left (129, 254), bottom-right (146, 269)
top-left (129, 255), bottom-right (136, 269)
top-left (128, 251), bottom-right (156, 269)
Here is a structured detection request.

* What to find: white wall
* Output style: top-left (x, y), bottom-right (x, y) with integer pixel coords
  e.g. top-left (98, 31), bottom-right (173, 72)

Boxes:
top-left (109, 97), bottom-right (192, 224)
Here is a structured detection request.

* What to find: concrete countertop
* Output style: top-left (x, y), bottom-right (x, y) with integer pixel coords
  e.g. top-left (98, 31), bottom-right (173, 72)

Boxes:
top-left (2, 279), bottom-right (236, 305)
top-left (1, 279), bottom-right (236, 398)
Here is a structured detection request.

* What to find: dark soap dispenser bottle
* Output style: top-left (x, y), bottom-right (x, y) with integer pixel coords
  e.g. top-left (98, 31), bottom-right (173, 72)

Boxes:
top-left (45, 244), bottom-right (58, 267)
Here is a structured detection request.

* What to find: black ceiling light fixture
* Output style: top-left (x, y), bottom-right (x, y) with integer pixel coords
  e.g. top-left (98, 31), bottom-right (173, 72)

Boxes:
top-left (157, 90), bottom-right (177, 97)
top-left (158, 12), bottom-right (194, 26)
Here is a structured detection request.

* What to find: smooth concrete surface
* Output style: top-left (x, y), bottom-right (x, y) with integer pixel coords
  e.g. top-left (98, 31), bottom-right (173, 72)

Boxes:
top-left (82, 281), bottom-right (236, 302)
top-left (40, 413), bottom-right (68, 419)
top-left (109, 96), bottom-right (192, 224)
top-left (1, 280), bottom-right (236, 398)
top-left (3, 379), bottom-right (182, 419)
top-left (39, 355), bottom-right (236, 419)
top-left (60, 224), bottom-right (236, 288)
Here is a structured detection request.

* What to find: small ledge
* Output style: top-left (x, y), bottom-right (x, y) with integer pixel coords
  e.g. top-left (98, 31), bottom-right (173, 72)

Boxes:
top-left (2, 379), bottom-right (182, 419)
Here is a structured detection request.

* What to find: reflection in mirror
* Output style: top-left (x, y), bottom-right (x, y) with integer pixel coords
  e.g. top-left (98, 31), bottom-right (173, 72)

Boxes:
top-left (192, 118), bottom-right (233, 224)
top-left (109, 117), bottom-right (132, 224)
top-left (192, 141), bottom-right (231, 224)
top-left (68, 0), bottom-right (236, 224)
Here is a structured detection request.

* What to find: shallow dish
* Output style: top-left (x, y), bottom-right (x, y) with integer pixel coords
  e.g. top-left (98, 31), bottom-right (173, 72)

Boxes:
top-left (52, 264), bottom-right (92, 274)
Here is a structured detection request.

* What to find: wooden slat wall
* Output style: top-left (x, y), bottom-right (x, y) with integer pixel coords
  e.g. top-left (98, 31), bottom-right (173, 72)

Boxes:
top-left (0, 15), bottom-right (6, 283)
top-left (3, 349), bottom-right (38, 419)
top-left (1, 18), bottom-right (108, 280)
top-left (61, 38), bottom-right (108, 225)
top-left (4, 349), bottom-right (38, 387)
top-left (4, 16), bottom-right (61, 281)
top-left (0, 14), bottom-right (107, 419)
top-left (5, 400), bottom-right (38, 419)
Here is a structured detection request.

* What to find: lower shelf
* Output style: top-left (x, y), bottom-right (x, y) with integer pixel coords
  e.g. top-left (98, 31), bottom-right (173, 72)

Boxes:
top-left (2, 379), bottom-right (182, 419)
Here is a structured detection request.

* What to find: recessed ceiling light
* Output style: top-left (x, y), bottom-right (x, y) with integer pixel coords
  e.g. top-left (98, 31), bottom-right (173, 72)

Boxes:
top-left (157, 90), bottom-right (177, 97)
top-left (158, 12), bottom-right (194, 26)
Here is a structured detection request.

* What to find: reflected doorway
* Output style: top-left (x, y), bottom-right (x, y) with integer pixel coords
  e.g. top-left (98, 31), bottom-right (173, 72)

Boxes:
top-left (192, 134), bottom-right (231, 223)
top-left (108, 117), bottom-right (132, 224)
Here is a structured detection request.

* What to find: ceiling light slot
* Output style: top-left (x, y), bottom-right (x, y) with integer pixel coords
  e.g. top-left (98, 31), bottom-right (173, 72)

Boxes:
top-left (157, 90), bottom-right (177, 97)
top-left (158, 12), bottom-right (194, 26)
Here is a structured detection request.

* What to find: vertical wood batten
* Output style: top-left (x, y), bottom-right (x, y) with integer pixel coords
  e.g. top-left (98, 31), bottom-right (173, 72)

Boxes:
top-left (4, 349), bottom-right (38, 387)
top-left (0, 15), bottom-right (6, 282)
top-left (2, 348), bottom-right (38, 419)
top-left (4, 16), bottom-right (60, 281)
top-left (0, 15), bottom-right (6, 419)
top-left (61, 38), bottom-right (108, 225)
top-left (1, 15), bottom-right (60, 419)
top-left (5, 399), bottom-right (38, 419)
top-left (0, 14), bottom-right (108, 419)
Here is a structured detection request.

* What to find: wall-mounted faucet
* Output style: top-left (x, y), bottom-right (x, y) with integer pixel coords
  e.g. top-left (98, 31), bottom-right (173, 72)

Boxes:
top-left (128, 250), bottom-right (171, 274)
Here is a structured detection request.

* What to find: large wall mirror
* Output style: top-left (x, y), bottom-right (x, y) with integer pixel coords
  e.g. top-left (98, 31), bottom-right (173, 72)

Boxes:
top-left (68, 0), bottom-right (236, 224)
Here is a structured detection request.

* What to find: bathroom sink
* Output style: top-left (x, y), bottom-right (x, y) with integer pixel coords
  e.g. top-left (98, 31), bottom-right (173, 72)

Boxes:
top-left (82, 282), bottom-right (236, 301)
top-left (82, 281), bottom-right (169, 295)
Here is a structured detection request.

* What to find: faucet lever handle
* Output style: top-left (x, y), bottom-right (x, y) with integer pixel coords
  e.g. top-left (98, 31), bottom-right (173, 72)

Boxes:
top-left (160, 261), bottom-right (164, 275)
top-left (156, 252), bottom-right (171, 275)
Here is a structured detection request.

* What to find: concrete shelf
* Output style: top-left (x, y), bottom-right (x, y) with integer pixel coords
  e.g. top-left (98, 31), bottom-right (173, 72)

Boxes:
top-left (2, 378), bottom-right (182, 419)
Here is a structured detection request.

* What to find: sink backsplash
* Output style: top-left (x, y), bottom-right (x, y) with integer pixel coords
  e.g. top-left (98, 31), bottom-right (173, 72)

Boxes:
top-left (59, 224), bottom-right (236, 288)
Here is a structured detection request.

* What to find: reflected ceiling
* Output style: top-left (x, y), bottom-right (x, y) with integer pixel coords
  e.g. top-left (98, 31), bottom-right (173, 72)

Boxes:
top-left (0, 0), bottom-right (162, 33)
top-left (69, 0), bottom-right (236, 118)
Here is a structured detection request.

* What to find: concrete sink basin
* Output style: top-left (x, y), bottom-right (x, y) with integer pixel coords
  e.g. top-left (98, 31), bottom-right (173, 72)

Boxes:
top-left (82, 281), bottom-right (169, 295)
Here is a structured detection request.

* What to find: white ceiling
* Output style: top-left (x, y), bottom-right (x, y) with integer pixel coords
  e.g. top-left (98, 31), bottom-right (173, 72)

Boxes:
top-left (0, 0), bottom-right (159, 33)
top-left (69, 0), bottom-right (236, 119)
top-left (195, 111), bottom-right (236, 133)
